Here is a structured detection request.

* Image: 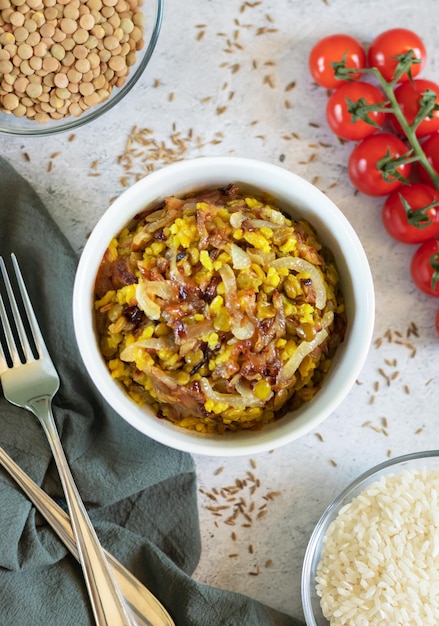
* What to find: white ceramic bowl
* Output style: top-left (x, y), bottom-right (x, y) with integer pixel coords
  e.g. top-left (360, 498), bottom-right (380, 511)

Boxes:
top-left (301, 450), bottom-right (439, 626)
top-left (73, 156), bottom-right (375, 456)
top-left (0, 0), bottom-right (163, 137)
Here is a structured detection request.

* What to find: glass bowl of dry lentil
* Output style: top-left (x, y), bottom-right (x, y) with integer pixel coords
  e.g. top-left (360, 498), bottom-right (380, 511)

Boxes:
top-left (73, 156), bottom-right (375, 456)
top-left (0, 0), bottom-right (163, 136)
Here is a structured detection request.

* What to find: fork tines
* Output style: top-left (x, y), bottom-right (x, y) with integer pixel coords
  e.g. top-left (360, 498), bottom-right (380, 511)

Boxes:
top-left (0, 255), bottom-right (38, 369)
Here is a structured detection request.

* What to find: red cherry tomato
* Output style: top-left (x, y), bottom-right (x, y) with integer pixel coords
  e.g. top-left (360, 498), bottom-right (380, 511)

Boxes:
top-left (326, 81), bottom-right (386, 141)
top-left (418, 132), bottom-right (439, 184)
top-left (348, 133), bottom-right (411, 196)
top-left (411, 238), bottom-right (439, 297)
top-left (390, 79), bottom-right (439, 138)
top-left (368, 28), bottom-right (426, 83)
top-left (309, 34), bottom-right (366, 89)
top-left (382, 183), bottom-right (439, 243)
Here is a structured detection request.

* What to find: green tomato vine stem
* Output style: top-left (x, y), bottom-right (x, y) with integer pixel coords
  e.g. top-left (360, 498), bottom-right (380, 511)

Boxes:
top-left (370, 67), bottom-right (439, 191)
top-left (333, 53), bottom-right (439, 192)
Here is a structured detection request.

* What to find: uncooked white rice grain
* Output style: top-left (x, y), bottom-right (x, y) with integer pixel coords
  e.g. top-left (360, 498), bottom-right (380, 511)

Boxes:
top-left (316, 468), bottom-right (439, 625)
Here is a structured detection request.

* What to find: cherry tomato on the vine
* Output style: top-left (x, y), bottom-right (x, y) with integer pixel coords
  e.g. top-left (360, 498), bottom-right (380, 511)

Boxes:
top-left (326, 81), bottom-right (386, 141)
top-left (382, 183), bottom-right (439, 244)
top-left (418, 132), bottom-right (439, 184)
top-left (411, 238), bottom-right (439, 297)
top-left (348, 133), bottom-right (411, 196)
top-left (390, 79), bottom-right (439, 138)
top-left (309, 34), bottom-right (366, 89)
top-left (368, 28), bottom-right (426, 83)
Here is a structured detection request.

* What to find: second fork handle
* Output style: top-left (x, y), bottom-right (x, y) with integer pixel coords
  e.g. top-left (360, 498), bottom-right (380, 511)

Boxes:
top-left (29, 396), bottom-right (133, 626)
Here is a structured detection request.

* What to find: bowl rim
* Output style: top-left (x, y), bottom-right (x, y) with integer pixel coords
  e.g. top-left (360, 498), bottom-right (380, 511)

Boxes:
top-left (0, 0), bottom-right (164, 137)
top-left (301, 449), bottom-right (439, 625)
top-left (73, 156), bottom-right (375, 456)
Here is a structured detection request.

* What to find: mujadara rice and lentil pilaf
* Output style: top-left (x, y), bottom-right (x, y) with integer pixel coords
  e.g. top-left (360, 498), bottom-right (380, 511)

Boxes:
top-left (94, 184), bottom-right (346, 434)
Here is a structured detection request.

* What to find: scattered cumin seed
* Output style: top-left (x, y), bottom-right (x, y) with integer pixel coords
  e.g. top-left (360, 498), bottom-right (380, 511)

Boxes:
top-left (407, 321), bottom-right (419, 337)
top-left (47, 160), bottom-right (53, 172)
top-left (285, 81), bottom-right (296, 91)
top-left (229, 553), bottom-right (239, 558)
top-left (23, 152), bottom-right (30, 161)
top-left (248, 544), bottom-right (254, 554)
top-left (315, 432), bottom-right (324, 442)
top-left (214, 466), bottom-right (224, 476)
top-left (415, 428), bottom-right (423, 434)
top-left (264, 491), bottom-right (281, 501)
top-left (263, 74), bottom-right (275, 88)
top-left (378, 368), bottom-right (391, 385)
top-left (404, 384), bottom-right (410, 394)
top-left (265, 559), bottom-right (273, 568)
top-left (68, 133), bottom-right (76, 142)
top-left (384, 358), bottom-right (396, 367)
top-left (231, 531), bottom-right (237, 541)
top-left (207, 492), bottom-right (218, 501)
top-left (330, 459), bottom-right (338, 467)
top-left (206, 505), bottom-right (230, 512)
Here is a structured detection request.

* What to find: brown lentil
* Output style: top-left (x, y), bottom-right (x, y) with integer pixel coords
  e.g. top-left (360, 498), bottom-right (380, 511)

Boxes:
top-left (0, 0), bottom-right (145, 122)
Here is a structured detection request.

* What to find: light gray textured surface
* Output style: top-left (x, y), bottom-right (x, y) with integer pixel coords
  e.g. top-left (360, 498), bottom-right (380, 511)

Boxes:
top-left (2, 0), bottom-right (439, 621)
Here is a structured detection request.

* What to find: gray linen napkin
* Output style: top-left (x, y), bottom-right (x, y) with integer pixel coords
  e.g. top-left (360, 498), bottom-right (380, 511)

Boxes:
top-left (0, 157), bottom-right (304, 626)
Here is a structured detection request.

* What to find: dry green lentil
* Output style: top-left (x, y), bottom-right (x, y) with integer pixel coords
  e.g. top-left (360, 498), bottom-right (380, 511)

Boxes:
top-left (0, 0), bottom-right (145, 121)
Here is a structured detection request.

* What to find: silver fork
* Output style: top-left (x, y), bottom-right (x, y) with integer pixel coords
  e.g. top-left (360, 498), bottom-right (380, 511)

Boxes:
top-left (0, 254), bottom-right (133, 626)
top-left (0, 446), bottom-right (175, 626)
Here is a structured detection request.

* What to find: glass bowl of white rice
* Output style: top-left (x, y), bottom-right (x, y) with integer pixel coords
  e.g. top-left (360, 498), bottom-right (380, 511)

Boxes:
top-left (302, 450), bottom-right (439, 626)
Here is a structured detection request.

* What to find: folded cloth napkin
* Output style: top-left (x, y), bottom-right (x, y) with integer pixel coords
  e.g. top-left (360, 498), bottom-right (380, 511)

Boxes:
top-left (0, 157), bottom-right (304, 626)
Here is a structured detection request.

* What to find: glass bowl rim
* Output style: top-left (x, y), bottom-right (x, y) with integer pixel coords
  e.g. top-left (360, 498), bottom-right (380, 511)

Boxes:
top-left (301, 449), bottom-right (439, 625)
top-left (0, 0), bottom-right (164, 137)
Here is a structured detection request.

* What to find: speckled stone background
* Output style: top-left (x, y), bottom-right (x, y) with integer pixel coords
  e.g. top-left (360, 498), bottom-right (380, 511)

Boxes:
top-left (2, 0), bottom-right (439, 622)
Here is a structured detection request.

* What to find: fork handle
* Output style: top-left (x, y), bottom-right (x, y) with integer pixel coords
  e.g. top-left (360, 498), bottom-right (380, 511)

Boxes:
top-left (28, 396), bottom-right (133, 626)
